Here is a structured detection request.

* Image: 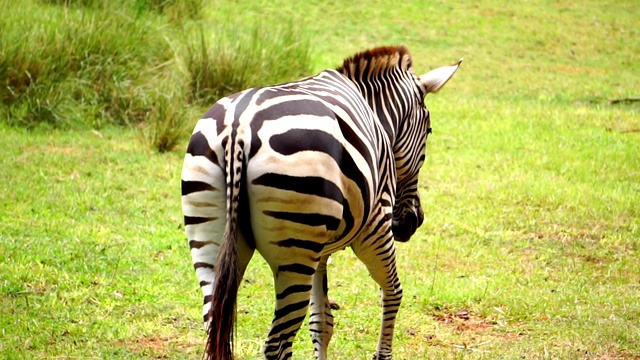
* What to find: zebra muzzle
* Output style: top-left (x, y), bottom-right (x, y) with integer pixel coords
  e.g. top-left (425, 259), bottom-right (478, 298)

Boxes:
top-left (391, 209), bottom-right (423, 243)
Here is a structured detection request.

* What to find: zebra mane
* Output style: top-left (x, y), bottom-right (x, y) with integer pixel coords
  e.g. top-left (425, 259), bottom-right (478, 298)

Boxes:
top-left (337, 46), bottom-right (414, 79)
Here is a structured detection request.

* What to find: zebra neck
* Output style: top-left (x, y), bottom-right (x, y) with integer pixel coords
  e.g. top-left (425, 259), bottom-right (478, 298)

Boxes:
top-left (344, 75), bottom-right (411, 146)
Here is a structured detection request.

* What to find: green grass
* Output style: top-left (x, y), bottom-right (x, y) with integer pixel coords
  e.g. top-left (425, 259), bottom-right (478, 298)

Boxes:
top-left (1, 0), bottom-right (639, 359)
top-left (0, 0), bottom-right (170, 128)
top-left (0, 0), bottom-right (310, 151)
top-left (178, 21), bottom-right (310, 107)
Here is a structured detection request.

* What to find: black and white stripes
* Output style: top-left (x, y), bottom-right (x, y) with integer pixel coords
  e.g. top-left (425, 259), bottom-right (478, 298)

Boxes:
top-left (181, 46), bottom-right (462, 360)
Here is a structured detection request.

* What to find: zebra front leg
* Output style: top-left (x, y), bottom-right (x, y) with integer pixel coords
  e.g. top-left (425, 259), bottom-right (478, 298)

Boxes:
top-left (352, 235), bottom-right (402, 360)
top-left (264, 264), bottom-right (317, 360)
top-left (309, 255), bottom-right (333, 360)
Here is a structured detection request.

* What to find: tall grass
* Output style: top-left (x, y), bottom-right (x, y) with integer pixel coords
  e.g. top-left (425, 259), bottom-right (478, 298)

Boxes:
top-left (135, 0), bottom-right (205, 24)
top-left (0, 0), bottom-right (310, 151)
top-left (180, 23), bottom-right (311, 106)
top-left (38, 0), bottom-right (204, 24)
top-left (0, 0), bottom-right (172, 128)
top-left (132, 73), bottom-right (195, 153)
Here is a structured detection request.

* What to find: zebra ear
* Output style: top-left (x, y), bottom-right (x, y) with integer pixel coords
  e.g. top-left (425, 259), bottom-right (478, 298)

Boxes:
top-left (419, 58), bottom-right (463, 95)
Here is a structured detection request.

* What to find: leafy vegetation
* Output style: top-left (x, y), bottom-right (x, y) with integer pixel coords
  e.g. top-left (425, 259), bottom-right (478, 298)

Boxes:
top-left (1, 0), bottom-right (638, 359)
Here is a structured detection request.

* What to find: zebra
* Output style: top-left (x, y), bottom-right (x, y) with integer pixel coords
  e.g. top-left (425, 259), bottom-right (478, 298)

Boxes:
top-left (181, 45), bottom-right (462, 360)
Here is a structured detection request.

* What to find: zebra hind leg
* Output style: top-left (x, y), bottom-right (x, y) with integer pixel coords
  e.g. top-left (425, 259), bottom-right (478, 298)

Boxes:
top-left (352, 235), bottom-right (402, 360)
top-left (263, 263), bottom-right (318, 360)
top-left (309, 255), bottom-right (334, 360)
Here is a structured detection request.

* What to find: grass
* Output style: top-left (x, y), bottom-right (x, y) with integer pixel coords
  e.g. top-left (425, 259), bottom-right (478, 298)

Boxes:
top-left (1, 0), bottom-right (639, 359)
top-left (178, 21), bottom-right (310, 107)
top-left (0, 0), bottom-right (310, 151)
top-left (0, 0), bottom-right (170, 128)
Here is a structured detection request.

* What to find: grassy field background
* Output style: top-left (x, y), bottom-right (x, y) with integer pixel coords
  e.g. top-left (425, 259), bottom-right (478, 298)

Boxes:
top-left (1, 0), bottom-right (639, 359)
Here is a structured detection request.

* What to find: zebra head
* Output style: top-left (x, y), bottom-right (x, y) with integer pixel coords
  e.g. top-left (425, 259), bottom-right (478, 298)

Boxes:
top-left (389, 51), bottom-right (463, 242)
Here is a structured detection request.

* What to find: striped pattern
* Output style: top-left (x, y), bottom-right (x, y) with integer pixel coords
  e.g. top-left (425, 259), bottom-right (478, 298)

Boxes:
top-left (181, 46), bottom-right (461, 360)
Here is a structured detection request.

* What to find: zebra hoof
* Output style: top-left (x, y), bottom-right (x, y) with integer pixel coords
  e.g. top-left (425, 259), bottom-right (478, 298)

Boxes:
top-left (372, 354), bottom-right (393, 360)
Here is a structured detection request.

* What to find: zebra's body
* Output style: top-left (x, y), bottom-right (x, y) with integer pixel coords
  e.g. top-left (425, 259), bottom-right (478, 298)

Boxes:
top-left (181, 46), bottom-right (462, 360)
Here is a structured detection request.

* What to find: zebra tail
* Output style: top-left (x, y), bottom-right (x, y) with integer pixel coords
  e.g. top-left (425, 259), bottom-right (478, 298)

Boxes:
top-left (205, 140), bottom-right (243, 360)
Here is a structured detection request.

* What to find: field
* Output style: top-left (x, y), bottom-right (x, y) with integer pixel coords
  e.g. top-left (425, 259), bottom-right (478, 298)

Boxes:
top-left (1, 0), bottom-right (639, 359)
